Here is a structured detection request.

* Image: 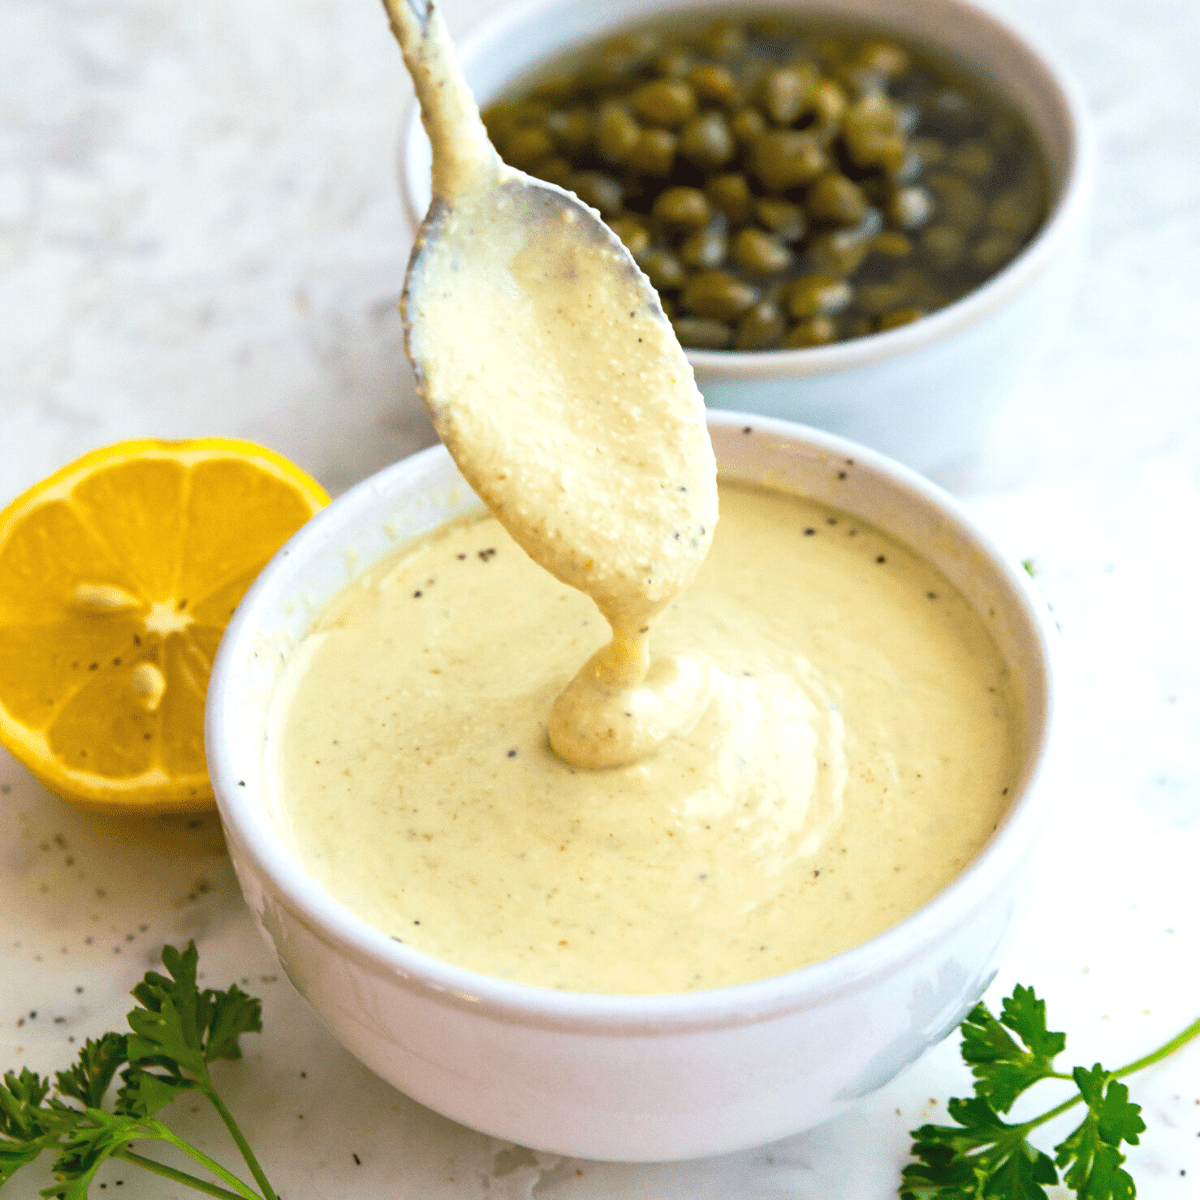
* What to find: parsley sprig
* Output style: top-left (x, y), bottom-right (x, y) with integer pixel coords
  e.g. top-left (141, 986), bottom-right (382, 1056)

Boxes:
top-left (901, 984), bottom-right (1200, 1200)
top-left (1, 943), bottom-right (277, 1200)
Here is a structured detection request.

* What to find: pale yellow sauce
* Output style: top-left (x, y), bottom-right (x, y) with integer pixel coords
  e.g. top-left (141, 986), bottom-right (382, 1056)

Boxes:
top-left (272, 484), bottom-right (1018, 994)
top-left (276, 3), bottom-right (1021, 995)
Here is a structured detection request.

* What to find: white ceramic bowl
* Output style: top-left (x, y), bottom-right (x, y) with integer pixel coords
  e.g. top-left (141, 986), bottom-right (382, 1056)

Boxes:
top-left (399, 0), bottom-right (1093, 473)
top-left (207, 412), bottom-right (1059, 1162)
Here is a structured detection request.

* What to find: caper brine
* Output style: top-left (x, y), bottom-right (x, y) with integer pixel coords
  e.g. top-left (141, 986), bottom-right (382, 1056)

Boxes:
top-left (484, 11), bottom-right (1048, 350)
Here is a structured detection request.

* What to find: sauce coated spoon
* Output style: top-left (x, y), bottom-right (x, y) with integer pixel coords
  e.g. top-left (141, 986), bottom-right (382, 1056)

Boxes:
top-left (381, 0), bottom-right (717, 767)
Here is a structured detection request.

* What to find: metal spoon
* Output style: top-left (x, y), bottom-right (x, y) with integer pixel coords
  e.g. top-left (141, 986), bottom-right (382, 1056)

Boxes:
top-left (380, 0), bottom-right (717, 765)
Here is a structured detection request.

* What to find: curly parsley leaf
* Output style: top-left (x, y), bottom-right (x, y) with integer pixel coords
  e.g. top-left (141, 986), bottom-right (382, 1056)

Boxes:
top-left (126, 942), bottom-right (262, 1080)
top-left (52, 1036), bottom-right (128, 1113)
top-left (960, 986), bottom-right (1067, 1113)
top-left (41, 1109), bottom-right (147, 1200)
top-left (0, 943), bottom-right (273, 1199)
top-left (1052, 1068), bottom-right (1144, 1200)
top-left (900, 986), bottom-right (1199, 1200)
top-left (902, 1095), bottom-right (1058, 1200)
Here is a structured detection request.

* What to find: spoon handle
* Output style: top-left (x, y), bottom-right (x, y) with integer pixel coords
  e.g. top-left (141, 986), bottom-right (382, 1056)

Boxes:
top-left (380, 0), bottom-right (498, 200)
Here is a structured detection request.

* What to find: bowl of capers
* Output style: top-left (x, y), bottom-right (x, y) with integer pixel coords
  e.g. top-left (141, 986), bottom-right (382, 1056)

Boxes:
top-left (400, 0), bottom-right (1092, 473)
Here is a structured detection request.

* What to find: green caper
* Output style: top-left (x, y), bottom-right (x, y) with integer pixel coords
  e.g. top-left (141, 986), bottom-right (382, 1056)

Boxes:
top-left (680, 226), bottom-right (728, 269)
top-left (755, 198), bottom-right (807, 242)
top-left (920, 223), bottom-right (966, 268)
top-left (682, 270), bottom-right (759, 320)
top-left (530, 156), bottom-right (575, 189)
top-left (811, 79), bottom-right (848, 127)
top-left (752, 130), bottom-right (828, 193)
top-left (783, 316), bottom-right (837, 348)
top-left (786, 273), bottom-right (853, 319)
top-left (971, 232), bottom-right (1020, 272)
top-left (596, 102), bottom-right (640, 164)
top-left (570, 171), bottom-right (624, 217)
top-left (679, 112), bottom-right (735, 170)
top-left (482, 103), bottom-right (520, 144)
top-left (510, 100), bottom-right (551, 127)
top-left (698, 19), bottom-right (745, 59)
top-left (731, 228), bottom-right (794, 276)
top-left (580, 48), bottom-right (641, 93)
top-left (687, 63), bottom-right (739, 106)
top-left (706, 174), bottom-right (754, 225)
top-left (546, 106), bottom-right (593, 156)
top-left (652, 46), bottom-right (694, 79)
top-left (629, 128), bottom-right (677, 176)
top-left (642, 248), bottom-right (687, 291)
top-left (855, 280), bottom-right (912, 314)
top-left (631, 79), bottom-right (698, 128)
top-left (756, 64), bottom-right (818, 125)
top-left (989, 189), bottom-right (1039, 238)
top-left (806, 173), bottom-right (869, 226)
top-left (888, 186), bottom-right (934, 229)
top-left (928, 87), bottom-right (976, 126)
top-left (609, 215), bottom-right (651, 259)
top-left (530, 75), bottom-right (579, 105)
top-left (877, 307), bottom-right (925, 331)
top-left (651, 186), bottom-right (711, 230)
top-left (503, 126), bottom-right (555, 171)
top-left (604, 30), bottom-right (659, 59)
top-left (806, 228), bottom-right (873, 277)
top-left (949, 141), bottom-right (995, 178)
top-left (842, 93), bottom-right (907, 173)
top-left (729, 106), bottom-right (767, 146)
top-left (856, 41), bottom-right (910, 78)
top-left (735, 301), bottom-right (788, 350)
top-left (871, 231), bottom-right (914, 258)
top-left (908, 136), bottom-right (947, 166)
top-left (927, 173), bottom-right (984, 228)
top-left (672, 316), bottom-right (733, 349)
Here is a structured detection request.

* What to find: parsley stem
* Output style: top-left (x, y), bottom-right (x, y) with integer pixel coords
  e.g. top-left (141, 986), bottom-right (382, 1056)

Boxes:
top-left (204, 1086), bottom-right (280, 1200)
top-left (146, 1121), bottom-right (265, 1200)
top-left (1114, 1014), bottom-right (1200, 1079)
top-left (115, 1148), bottom-right (255, 1200)
top-left (1021, 1013), bottom-right (1200, 1136)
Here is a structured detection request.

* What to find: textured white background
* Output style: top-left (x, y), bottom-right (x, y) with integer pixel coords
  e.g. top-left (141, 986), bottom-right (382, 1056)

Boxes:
top-left (2, 0), bottom-right (1199, 1196)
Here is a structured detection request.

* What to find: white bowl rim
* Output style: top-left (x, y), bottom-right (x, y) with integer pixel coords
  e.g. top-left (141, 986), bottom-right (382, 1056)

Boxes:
top-left (399, 0), bottom-right (1095, 382)
top-left (207, 411), bottom-right (1058, 1034)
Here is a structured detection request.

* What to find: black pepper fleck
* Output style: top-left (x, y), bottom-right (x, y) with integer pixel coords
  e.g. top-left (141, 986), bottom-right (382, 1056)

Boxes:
top-left (507, 749), bottom-right (517, 758)
top-left (742, 426), bottom-right (752, 434)
top-left (413, 590), bottom-right (422, 598)
top-left (876, 555), bottom-right (886, 564)
top-left (804, 528), bottom-right (815, 536)
top-left (353, 1154), bottom-right (362, 1166)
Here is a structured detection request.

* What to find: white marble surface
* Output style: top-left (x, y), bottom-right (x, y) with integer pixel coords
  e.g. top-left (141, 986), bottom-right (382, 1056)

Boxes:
top-left (2, 0), bottom-right (1199, 1196)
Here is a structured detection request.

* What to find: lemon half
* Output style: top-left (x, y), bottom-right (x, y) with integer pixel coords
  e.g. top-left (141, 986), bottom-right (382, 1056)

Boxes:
top-left (0, 439), bottom-right (328, 814)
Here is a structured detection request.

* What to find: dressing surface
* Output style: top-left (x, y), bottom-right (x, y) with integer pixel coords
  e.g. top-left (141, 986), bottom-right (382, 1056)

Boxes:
top-left (273, 484), bottom-right (1016, 994)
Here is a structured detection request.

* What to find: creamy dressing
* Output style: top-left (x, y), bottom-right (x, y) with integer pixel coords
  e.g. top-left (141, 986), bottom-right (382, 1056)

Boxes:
top-left (272, 485), bottom-right (1018, 994)
top-left (273, 3), bottom-right (1020, 995)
